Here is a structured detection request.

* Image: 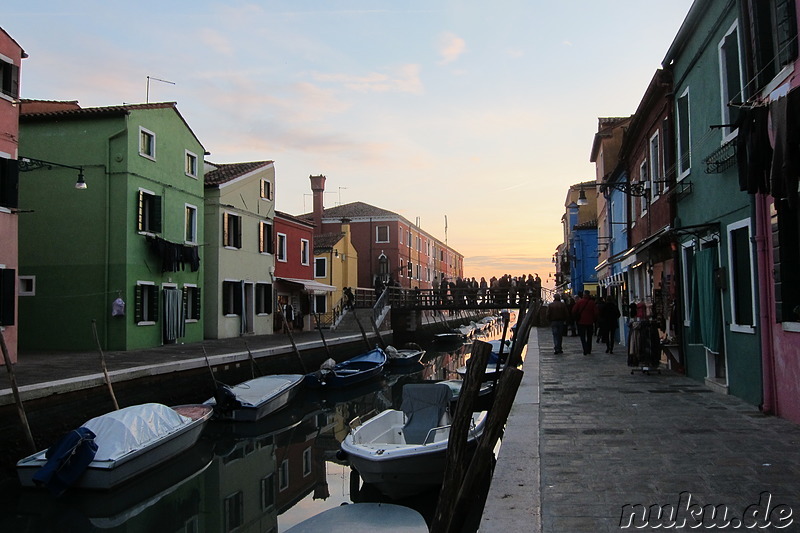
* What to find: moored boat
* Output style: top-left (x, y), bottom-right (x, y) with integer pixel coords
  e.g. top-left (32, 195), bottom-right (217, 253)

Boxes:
top-left (17, 403), bottom-right (213, 493)
top-left (385, 343), bottom-right (425, 367)
top-left (303, 347), bottom-right (387, 388)
top-left (340, 383), bottom-right (487, 499)
top-left (284, 502), bottom-right (428, 533)
top-left (204, 373), bottom-right (305, 422)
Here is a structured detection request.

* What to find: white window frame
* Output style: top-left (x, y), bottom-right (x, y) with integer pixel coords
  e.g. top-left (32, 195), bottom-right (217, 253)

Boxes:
top-left (718, 21), bottom-right (743, 144)
top-left (376, 225), bottom-right (389, 243)
top-left (638, 160), bottom-right (648, 218)
top-left (260, 179), bottom-right (273, 201)
top-left (18, 275), bottom-right (35, 296)
top-left (277, 233), bottom-right (287, 262)
top-left (184, 150), bottom-right (198, 178)
top-left (139, 127), bottom-right (156, 160)
top-left (315, 257), bottom-right (327, 278)
top-left (649, 131), bottom-right (662, 198)
top-left (185, 203), bottom-right (198, 244)
top-left (727, 218), bottom-right (756, 333)
top-left (676, 87), bottom-right (691, 180)
top-left (137, 187), bottom-right (161, 235)
top-left (136, 280), bottom-right (157, 326)
top-left (300, 239), bottom-right (310, 265)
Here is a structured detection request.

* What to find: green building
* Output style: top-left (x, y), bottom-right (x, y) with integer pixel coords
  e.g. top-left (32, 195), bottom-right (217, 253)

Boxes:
top-left (663, 0), bottom-right (762, 405)
top-left (18, 101), bottom-right (206, 351)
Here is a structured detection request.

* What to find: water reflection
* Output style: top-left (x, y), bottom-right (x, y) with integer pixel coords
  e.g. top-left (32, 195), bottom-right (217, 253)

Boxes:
top-left (3, 337), bottom-right (484, 532)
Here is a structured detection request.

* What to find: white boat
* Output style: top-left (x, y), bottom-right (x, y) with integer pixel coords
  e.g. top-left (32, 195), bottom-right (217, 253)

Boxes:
top-left (284, 502), bottom-right (428, 533)
top-left (204, 374), bottom-right (305, 422)
top-left (340, 383), bottom-right (487, 499)
top-left (385, 343), bottom-right (426, 367)
top-left (17, 403), bottom-right (213, 492)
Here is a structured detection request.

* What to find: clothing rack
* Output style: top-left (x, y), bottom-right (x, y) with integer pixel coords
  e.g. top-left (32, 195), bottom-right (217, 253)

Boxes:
top-left (627, 320), bottom-right (661, 375)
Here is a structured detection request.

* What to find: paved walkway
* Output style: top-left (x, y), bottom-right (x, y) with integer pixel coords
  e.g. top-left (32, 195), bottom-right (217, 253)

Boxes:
top-left (484, 328), bottom-right (800, 532)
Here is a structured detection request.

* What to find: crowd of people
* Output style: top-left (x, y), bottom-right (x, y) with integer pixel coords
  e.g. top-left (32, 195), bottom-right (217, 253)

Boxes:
top-left (374, 273), bottom-right (544, 306)
top-left (546, 290), bottom-right (621, 356)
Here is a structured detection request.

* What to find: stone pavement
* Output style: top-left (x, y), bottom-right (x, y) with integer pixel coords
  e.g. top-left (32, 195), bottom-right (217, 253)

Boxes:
top-left (488, 327), bottom-right (800, 532)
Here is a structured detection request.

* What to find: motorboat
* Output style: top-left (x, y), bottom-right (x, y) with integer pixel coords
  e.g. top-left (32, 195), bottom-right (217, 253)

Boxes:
top-left (204, 373), bottom-right (305, 422)
top-left (384, 343), bottom-right (425, 367)
top-left (304, 347), bottom-right (387, 388)
top-left (455, 339), bottom-right (511, 378)
top-left (438, 378), bottom-right (496, 412)
top-left (340, 383), bottom-right (487, 499)
top-left (283, 502), bottom-right (428, 533)
top-left (17, 403), bottom-right (213, 493)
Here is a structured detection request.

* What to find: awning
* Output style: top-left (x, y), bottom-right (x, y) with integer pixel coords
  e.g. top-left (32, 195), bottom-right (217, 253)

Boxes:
top-left (276, 277), bottom-right (336, 295)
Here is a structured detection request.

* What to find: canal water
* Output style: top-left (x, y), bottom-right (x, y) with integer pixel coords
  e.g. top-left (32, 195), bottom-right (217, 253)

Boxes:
top-left (0, 333), bottom-right (503, 532)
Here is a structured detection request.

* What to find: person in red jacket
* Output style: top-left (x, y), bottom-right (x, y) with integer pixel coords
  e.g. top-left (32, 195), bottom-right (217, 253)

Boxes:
top-left (572, 290), bottom-right (598, 355)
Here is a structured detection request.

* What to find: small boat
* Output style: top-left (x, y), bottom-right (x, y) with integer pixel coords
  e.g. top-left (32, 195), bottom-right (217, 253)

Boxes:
top-left (283, 502), bottom-right (428, 533)
top-left (204, 373), bottom-right (305, 422)
top-left (455, 339), bottom-right (511, 377)
top-left (432, 332), bottom-right (465, 350)
top-left (340, 383), bottom-right (487, 499)
top-left (304, 347), bottom-right (387, 388)
top-left (17, 403), bottom-right (213, 493)
top-left (385, 343), bottom-right (425, 367)
top-left (438, 378), bottom-right (496, 412)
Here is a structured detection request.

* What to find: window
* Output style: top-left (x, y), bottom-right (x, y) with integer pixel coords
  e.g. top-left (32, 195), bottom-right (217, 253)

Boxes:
top-left (0, 57), bottom-right (20, 100)
top-left (261, 474), bottom-right (275, 511)
top-left (277, 233), bottom-right (287, 262)
top-left (137, 189), bottom-right (162, 233)
top-left (407, 261), bottom-right (413, 278)
top-left (256, 283), bottom-right (272, 314)
top-left (279, 459), bottom-right (289, 491)
top-left (18, 275), bottom-right (34, 296)
top-left (0, 268), bottom-right (15, 326)
top-left (185, 204), bottom-right (197, 244)
top-left (399, 228), bottom-right (403, 245)
top-left (223, 212), bottom-right (242, 248)
top-left (719, 22), bottom-right (743, 142)
top-left (259, 221), bottom-right (274, 254)
top-left (183, 284), bottom-right (201, 321)
top-left (750, 0), bottom-right (798, 90)
top-left (376, 225), bottom-right (389, 243)
top-left (408, 231), bottom-right (412, 248)
top-left (134, 282), bottom-right (158, 324)
top-left (773, 200), bottom-right (800, 323)
top-left (300, 239), bottom-right (310, 265)
top-left (222, 281), bottom-right (242, 315)
top-left (676, 88), bottom-right (691, 179)
top-left (638, 160), bottom-right (648, 217)
top-left (399, 258), bottom-right (405, 278)
top-left (223, 492), bottom-right (244, 532)
top-left (185, 150), bottom-right (198, 178)
top-left (315, 257), bottom-right (327, 278)
top-left (302, 447), bottom-right (312, 477)
top-left (649, 131), bottom-right (662, 197)
top-left (314, 294), bottom-right (327, 314)
top-left (260, 179), bottom-right (273, 200)
top-left (0, 157), bottom-right (19, 210)
top-left (139, 127), bottom-right (156, 160)
top-left (727, 220), bottom-right (755, 331)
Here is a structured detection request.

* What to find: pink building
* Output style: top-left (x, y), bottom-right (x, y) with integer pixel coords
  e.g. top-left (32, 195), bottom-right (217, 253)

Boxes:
top-left (0, 28), bottom-right (26, 364)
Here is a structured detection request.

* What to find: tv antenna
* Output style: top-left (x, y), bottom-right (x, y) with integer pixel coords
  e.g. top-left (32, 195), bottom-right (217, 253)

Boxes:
top-left (146, 76), bottom-right (176, 103)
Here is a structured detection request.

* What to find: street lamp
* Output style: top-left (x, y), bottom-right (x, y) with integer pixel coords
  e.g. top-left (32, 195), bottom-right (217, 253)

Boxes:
top-left (18, 157), bottom-right (87, 190)
top-left (577, 180), bottom-right (650, 206)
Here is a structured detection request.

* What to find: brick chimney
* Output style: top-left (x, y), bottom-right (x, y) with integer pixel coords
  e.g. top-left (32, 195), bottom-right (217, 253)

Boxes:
top-left (309, 174), bottom-right (326, 234)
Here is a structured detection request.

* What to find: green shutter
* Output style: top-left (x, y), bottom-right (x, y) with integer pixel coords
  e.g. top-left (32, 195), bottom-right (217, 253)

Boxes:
top-left (137, 191), bottom-right (144, 232)
top-left (134, 284), bottom-right (144, 322)
top-left (152, 195), bottom-right (162, 233)
top-left (194, 287), bottom-right (202, 319)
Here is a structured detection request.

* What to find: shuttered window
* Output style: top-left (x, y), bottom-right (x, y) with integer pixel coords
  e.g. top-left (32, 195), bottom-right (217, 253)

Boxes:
top-left (134, 282), bottom-right (158, 324)
top-left (183, 285), bottom-right (201, 321)
top-left (256, 283), bottom-right (272, 314)
top-left (223, 213), bottom-right (242, 248)
top-left (749, 0), bottom-right (798, 90)
top-left (0, 59), bottom-right (19, 99)
top-left (0, 268), bottom-right (15, 326)
top-left (137, 190), bottom-right (162, 233)
top-left (259, 221), bottom-right (274, 253)
top-left (0, 157), bottom-right (18, 209)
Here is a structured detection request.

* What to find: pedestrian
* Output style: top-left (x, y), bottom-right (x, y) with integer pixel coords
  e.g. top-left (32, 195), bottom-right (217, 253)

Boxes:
top-left (572, 290), bottom-right (598, 355)
top-left (598, 297), bottom-right (621, 353)
top-left (565, 294), bottom-right (577, 336)
top-left (546, 293), bottom-right (570, 354)
top-left (343, 287), bottom-right (355, 310)
top-left (284, 302), bottom-right (295, 332)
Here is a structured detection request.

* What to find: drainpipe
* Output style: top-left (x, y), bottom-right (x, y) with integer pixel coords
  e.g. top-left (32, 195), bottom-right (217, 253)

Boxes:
top-left (755, 193), bottom-right (776, 414)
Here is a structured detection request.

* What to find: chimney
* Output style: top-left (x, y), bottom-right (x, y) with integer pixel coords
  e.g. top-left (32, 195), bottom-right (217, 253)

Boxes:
top-left (309, 174), bottom-right (326, 235)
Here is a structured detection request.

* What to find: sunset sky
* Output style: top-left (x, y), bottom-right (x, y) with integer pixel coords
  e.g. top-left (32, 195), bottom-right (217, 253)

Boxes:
top-left (5, 0), bottom-right (694, 284)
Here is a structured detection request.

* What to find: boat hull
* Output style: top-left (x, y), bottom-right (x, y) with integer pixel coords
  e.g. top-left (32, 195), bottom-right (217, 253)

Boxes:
top-left (304, 348), bottom-right (387, 389)
top-left (206, 374), bottom-right (305, 422)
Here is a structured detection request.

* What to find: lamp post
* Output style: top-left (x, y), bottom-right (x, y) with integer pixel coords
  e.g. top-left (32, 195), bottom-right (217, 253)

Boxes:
top-left (18, 157), bottom-right (87, 189)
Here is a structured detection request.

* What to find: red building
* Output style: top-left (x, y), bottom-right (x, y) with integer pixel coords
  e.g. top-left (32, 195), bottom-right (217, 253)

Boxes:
top-left (0, 28), bottom-right (26, 364)
top-left (305, 175), bottom-right (463, 290)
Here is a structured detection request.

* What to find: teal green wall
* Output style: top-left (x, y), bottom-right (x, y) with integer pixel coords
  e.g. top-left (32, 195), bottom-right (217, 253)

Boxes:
top-left (670, 1), bottom-right (762, 406)
top-left (19, 106), bottom-right (205, 351)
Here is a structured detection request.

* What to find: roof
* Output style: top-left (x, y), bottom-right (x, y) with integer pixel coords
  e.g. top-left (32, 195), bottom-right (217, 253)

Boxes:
top-left (275, 210), bottom-right (315, 228)
top-left (0, 27), bottom-right (27, 58)
top-left (19, 101), bottom-right (206, 151)
top-left (313, 232), bottom-right (345, 251)
top-left (590, 116), bottom-right (632, 162)
top-left (204, 161), bottom-right (274, 187)
top-left (300, 201), bottom-right (398, 221)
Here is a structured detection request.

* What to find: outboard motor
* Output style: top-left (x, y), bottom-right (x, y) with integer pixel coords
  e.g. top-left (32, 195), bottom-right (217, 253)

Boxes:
top-left (213, 384), bottom-right (241, 415)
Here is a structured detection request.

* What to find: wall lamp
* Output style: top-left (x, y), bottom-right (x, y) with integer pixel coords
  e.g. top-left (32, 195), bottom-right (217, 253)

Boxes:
top-left (577, 181), bottom-right (649, 206)
top-left (18, 157), bottom-right (87, 190)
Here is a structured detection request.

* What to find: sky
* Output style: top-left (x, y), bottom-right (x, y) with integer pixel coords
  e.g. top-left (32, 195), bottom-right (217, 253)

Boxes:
top-left (5, 0), bottom-right (695, 285)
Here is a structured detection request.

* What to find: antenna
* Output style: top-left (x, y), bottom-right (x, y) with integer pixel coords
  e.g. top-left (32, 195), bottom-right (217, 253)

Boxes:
top-left (444, 215), bottom-right (448, 246)
top-left (146, 76), bottom-right (176, 103)
top-left (338, 186), bottom-right (348, 206)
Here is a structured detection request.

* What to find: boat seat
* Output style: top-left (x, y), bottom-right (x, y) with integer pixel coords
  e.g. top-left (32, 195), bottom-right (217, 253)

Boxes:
top-left (401, 383), bottom-right (452, 445)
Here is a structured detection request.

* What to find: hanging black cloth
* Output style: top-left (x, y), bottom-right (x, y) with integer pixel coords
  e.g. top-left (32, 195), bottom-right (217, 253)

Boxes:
top-left (769, 89), bottom-right (800, 207)
top-left (737, 104), bottom-right (771, 194)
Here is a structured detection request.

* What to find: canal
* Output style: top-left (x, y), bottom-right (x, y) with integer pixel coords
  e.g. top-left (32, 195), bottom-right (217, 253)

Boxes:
top-left (0, 332), bottom-right (503, 532)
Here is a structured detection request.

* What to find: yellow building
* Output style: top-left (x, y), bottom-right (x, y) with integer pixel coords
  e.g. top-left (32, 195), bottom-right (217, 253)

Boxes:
top-left (312, 220), bottom-right (358, 314)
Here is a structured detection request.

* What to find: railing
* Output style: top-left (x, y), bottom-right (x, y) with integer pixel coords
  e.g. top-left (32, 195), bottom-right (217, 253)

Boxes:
top-left (386, 287), bottom-right (537, 310)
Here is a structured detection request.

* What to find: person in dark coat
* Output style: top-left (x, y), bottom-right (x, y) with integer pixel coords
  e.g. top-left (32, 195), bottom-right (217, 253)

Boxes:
top-left (598, 297), bottom-right (621, 353)
top-left (572, 290), bottom-right (598, 355)
top-left (546, 293), bottom-right (570, 354)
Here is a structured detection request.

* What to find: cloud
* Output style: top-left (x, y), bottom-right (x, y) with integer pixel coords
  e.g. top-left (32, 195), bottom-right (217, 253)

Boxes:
top-left (438, 32), bottom-right (466, 64)
top-left (311, 64), bottom-right (423, 94)
top-left (198, 28), bottom-right (235, 56)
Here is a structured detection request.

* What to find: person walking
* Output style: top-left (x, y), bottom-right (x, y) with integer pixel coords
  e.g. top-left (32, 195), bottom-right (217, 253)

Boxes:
top-left (598, 296), bottom-right (621, 353)
top-left (572, 290), bottom-right (598, 355)
top-left (546, 293), bottom-right (570, 354)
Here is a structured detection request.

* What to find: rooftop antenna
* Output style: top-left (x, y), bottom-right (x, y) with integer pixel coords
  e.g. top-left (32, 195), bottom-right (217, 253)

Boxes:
top-left (146, 76), bottom-right (176, 103)
top-left (338, 186), bottom-right (348, 206)
top-left (444, 215), bottom-right (448, 246)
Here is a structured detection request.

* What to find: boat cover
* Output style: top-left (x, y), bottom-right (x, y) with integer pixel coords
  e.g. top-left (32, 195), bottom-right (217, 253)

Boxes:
top-left (226, 375), bottom-right (303, 407)
top-left (82, 403), bottom-right (191, 462)
top-left (32, 427), bottom-right (98, 496)
top-left (400, 383), bottom-right (452, 445)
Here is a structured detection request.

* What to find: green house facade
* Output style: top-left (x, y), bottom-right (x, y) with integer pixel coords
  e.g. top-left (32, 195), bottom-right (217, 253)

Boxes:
top-left (18, 101), bottom-right (206, 351)
top-left (664, 0), bottom-right (762, 405)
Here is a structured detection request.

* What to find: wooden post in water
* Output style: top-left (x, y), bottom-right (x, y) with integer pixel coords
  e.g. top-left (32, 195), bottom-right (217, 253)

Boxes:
top-left (313, 313), bottom-right (332, 358)
top-left (351, 310), bottom-right (373, 350)
top-left (279, 308), bottom-right (308, 374)
top-left (507, 297), bottom-right (539, 368)
top-left (431, 340), bottom-right (491, 533)
top-left (243, 340), bottom-right (262, 378)
top-left (0, 329), bottom-right (36, 453)
top-left (92, 319), bottom-right (119, 411)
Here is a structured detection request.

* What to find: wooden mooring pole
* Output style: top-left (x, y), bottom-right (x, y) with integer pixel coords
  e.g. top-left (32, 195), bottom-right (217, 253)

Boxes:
top-left (0, 329), bottom-right (36, 453)
top-left (92, 319), bottom-right (119, 411)
top-left (351, 310), bottom-right (373, 350)
top-left (279, 308), bottom-right (308, 374)
top-left (313, 313), bottom-right (332, 358)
